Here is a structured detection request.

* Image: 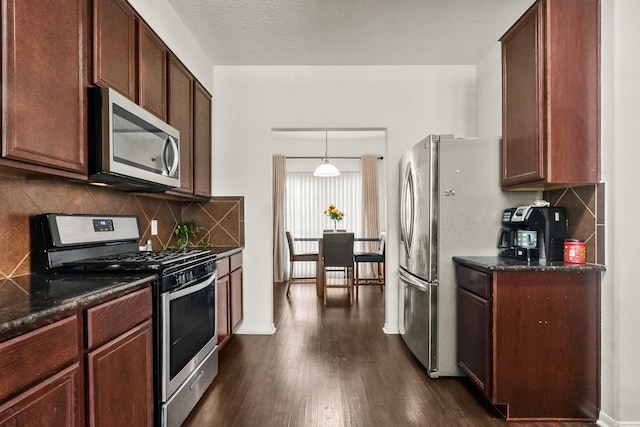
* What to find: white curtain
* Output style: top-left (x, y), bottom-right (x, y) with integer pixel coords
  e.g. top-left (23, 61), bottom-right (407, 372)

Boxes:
top-left (361, 155), bottom-right (380, 277)
top-left (285, 171), bottom-right (362, 277)
top-left (272, 155), bottom-right (286, 282)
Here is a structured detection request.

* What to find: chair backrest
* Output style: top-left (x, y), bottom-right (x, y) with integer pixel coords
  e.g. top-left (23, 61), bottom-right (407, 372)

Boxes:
top-left (323, 232), bottom-right (354, 267)
top-left (377, 231), bottom-right (386, 257)
top-left (285, 231), bottom-right (296, 260)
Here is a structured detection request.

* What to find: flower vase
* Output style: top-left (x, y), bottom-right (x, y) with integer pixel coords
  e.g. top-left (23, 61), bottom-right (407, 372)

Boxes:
top-left (333, 220), bottom-right (337, 232)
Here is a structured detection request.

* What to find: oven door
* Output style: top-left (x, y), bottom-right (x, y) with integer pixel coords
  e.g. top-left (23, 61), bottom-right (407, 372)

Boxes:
top-left (161, 272), bottom-right (217, 401)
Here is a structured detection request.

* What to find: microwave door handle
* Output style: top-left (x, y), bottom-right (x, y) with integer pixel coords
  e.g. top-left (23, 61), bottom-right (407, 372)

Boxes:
top-left (161, 136), bottom-right (179, 177)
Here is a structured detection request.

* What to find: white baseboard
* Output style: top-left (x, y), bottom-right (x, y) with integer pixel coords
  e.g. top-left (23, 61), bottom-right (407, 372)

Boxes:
top-left (234, 323), bottom-right (276, 335)
top-left (382, 323), bottom-right (398, 334)
top-left (598, 411), bottom-right (640, 427)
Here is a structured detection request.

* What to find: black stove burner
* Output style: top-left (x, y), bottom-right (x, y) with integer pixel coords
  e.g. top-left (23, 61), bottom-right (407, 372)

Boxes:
top-left (73, 248), bottom-right (211, 267)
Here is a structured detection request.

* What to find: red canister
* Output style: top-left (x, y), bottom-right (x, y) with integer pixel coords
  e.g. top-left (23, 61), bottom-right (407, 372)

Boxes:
top-left (564, 239), bottom-right (586, 264)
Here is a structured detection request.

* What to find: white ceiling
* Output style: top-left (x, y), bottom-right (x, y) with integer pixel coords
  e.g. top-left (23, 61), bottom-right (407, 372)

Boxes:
top-left (167, 0), bottom-right (534, 66)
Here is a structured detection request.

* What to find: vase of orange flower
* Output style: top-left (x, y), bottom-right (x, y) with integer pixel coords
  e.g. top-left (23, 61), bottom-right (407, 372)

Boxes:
top-left (324, 203), bottom-right (344, 231)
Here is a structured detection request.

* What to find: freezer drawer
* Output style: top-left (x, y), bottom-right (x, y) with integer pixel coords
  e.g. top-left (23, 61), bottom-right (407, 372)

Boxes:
top-left (399, 268), bottom-right (438, 377)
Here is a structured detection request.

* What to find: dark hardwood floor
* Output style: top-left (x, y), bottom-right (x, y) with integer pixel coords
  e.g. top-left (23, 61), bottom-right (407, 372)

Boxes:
top-left (184, 281), bottom-right (597, 427)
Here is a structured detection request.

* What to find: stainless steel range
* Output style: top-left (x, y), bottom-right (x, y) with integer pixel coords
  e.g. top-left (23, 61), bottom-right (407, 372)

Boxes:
top-left (32, 213), bottom-right (218, 427)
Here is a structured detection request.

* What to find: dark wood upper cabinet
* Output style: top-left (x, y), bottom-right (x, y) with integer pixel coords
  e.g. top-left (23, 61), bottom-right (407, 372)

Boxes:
top-left (193, 82), bottom-right (212, 198)
top-left (167, 54), bottom-right (194, 195)
top-left (500, 0), bottom-right (600, 190)
top-left (1, 0), bottom-right (88, 177)
top-left (138, 21), bottom-right (167, 120)
top-left (93, 0), bottom-right (137, 100)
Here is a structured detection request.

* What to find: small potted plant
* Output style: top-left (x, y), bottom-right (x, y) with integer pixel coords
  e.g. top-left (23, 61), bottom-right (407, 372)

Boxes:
top-left (172, 220), bottom-right (212, 249)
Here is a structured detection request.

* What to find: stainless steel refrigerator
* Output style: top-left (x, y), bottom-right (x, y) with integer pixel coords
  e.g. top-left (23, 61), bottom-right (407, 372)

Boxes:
top-left (398, 134), bottom-right (536, 378)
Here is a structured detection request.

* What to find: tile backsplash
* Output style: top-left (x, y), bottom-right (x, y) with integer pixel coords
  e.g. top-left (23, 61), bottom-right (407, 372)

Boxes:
top-left (0, 177), bottom-right (244, 278)
top-left (544, 183), bottom-right (605, 264)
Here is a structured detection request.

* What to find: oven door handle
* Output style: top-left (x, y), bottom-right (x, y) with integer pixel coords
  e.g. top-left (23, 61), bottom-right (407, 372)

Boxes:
top-left (168, 272), bottom-right (216, 300)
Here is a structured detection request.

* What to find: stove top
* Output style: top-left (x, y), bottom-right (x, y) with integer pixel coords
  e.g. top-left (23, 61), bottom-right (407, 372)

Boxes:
top-left (69, 248), bottom-right (211, 267)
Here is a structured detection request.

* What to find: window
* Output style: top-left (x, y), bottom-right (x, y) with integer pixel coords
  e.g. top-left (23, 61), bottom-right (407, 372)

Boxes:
top-left (285, 171), bottom-right (362, 277)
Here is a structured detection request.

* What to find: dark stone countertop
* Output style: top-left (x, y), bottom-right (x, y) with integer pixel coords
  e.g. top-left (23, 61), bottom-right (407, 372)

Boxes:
top-left (211, 246), bottom-right (243, 259)
top-left (452, 256), bottom-right (606, 273)
top-left (0, 273), bottom-right (157, 338)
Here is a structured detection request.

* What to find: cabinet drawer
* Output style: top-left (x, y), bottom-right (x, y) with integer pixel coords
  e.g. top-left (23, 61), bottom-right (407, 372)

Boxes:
top-left (230, 251), bottom-right (243, 271)
top-left (0, 315), bottom-right (79, 402)
top-left (455, 265), bottom-right (491, 299)
top-left (86, 287), bottom-right (152, 349)
top-left (217, 257), bottom-right (230, 278)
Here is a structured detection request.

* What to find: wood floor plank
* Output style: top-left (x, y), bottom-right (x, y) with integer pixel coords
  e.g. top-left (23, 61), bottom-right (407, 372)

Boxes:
top-left (183, 281), bottom-right (598, 427)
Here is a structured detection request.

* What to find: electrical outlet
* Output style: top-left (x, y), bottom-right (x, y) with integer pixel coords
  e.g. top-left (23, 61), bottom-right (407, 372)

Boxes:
top-left (151, 220), bottom-right (158, 236)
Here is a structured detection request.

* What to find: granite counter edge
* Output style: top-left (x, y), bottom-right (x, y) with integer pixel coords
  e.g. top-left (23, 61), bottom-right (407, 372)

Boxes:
top-left (452, 256), bottom-right (607, 273)
top-left (0, 275), bottom-right (157, 337)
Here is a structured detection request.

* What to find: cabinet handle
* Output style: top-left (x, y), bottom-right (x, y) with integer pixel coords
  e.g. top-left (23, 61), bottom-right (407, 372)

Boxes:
top-left (444, 189), bottom-right (456, 196)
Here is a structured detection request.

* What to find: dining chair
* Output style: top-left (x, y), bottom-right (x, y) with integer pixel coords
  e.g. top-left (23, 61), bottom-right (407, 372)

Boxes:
top-left (285, 231), bottom-right (318, 296)
top-left (354, 231), bottom-right (386, 299)
top-left (322, 232), bottom-right (354, 305)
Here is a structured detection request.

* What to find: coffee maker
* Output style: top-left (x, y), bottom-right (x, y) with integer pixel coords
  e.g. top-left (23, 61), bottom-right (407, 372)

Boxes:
top-left (498, 205), bottom-right (568, 262)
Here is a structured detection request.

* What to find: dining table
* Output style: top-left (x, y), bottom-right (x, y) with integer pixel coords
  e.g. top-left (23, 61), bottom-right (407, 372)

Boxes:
top-left (295, 236), bottom-right (379, 297)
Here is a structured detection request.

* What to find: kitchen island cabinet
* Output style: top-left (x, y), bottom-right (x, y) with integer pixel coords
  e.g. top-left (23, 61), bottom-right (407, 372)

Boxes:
top-left (453, 257), bottom-right (603, 421)
top-left (216, 249), bottom-right (243, 349)
top-left (500, 0), bottom-right (600, 190)
top-left (1, 0), bottom-right (88, 178)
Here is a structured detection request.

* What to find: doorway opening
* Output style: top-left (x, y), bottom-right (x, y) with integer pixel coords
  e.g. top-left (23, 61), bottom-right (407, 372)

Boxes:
top-left (272, 128), bottom-right (387, 316)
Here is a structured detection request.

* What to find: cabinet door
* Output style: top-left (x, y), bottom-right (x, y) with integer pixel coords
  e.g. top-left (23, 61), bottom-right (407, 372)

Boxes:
top-left (217, 274), bottom-right (230, 346)
top-left (167, 54), bottom-right (194, 194)
top-left (457, 288), bottom-right (492, 398)
top-left (0, 363), bottom-right (82, 427)
top-left (138, 21), bottom-right (167, 120)
top-left (193, 82), bottom-right (212, 197)
top-left (87, 320), bottom-right (153, 427)
top-left (230, 267), bottom-right (243, 333)
top-left (93, 0), bottom-right (136, 100)
top-left (501, 3), bottom-right (544, 187)
top-left (1, 0), bottom-right (87, 176)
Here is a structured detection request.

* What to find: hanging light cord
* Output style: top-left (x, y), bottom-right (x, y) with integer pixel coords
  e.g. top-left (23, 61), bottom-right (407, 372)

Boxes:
top-left (323, 131), bottom-right (329, 163)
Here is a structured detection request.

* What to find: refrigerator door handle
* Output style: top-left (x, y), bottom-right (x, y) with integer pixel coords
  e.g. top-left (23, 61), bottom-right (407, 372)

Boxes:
top-left (399, 269), bottom-right (434, 291)
top-left (400, 164), bottom-right (415, 258)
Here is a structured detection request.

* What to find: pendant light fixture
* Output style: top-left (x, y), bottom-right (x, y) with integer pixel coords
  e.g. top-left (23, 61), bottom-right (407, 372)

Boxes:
top-left (313, 131), bottom-right (340, 177)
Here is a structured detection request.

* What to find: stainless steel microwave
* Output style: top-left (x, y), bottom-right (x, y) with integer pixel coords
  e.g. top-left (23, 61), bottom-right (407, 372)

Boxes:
top-left (89, 87), bottom-right (180, 191)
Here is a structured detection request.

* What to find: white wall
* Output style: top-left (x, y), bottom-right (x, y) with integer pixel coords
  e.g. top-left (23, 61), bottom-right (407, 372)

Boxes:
top-left (212, 66), bottom-right (476, 334)
top-left (600, 0), bottom-right (640, 425)
top-left (476, 44), bottom-right (503, 139)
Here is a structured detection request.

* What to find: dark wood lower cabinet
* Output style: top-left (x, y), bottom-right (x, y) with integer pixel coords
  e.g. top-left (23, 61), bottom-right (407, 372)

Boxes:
top-left (0, 285), bottom-right (153, 427)
top-left (0, 363), bottom-right (81, 427)
top-left (217, 251), bottom-right (243, 349)
top-left (457, 288), bottom-right (491, 398)
top-left (230, 267), bottom-right (243, 333)
top-left (455, 263), bottom-right (601, 421)
top-left (216, 273), bottom-right (230, 346)
top-left (87, 319), bottom-right (153, 427)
